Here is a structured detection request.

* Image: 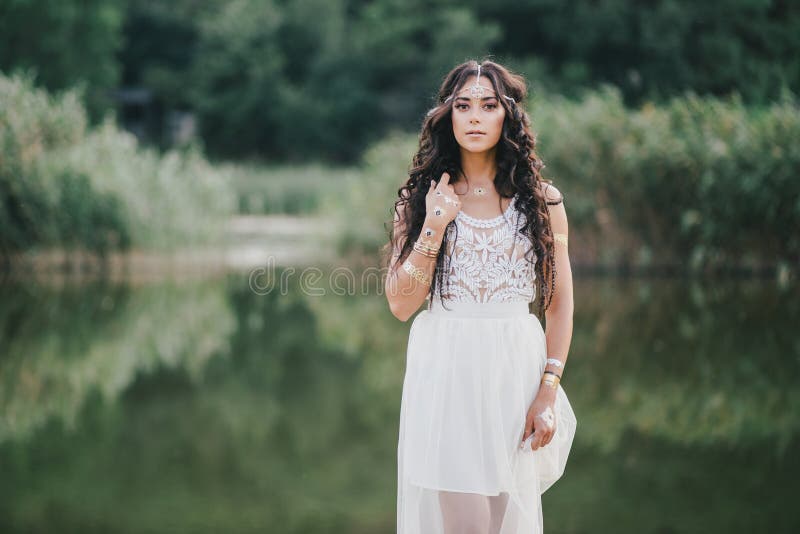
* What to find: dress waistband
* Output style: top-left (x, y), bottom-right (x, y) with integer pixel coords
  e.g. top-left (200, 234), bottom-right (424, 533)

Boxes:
top-left (427, 297), bottom-right (531, 318)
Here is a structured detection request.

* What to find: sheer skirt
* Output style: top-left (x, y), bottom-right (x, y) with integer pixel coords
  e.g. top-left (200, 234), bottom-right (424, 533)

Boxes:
top-left (397, 299), bottom-right (577, 533)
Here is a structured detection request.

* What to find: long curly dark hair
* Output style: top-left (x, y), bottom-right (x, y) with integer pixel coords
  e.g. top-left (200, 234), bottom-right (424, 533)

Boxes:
top-left (383, 59), bottom-right (563, 316)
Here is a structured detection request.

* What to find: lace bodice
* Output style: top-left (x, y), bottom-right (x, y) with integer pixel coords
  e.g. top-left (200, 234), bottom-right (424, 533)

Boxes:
top-left (430, 193), bottom-right (537, 304)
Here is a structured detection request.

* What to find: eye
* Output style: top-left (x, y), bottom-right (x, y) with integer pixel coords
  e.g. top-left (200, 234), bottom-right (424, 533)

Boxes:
top-left (484, 103), bottom-right (497, 110)
top-left (455, 104), bottom-right (468, 111)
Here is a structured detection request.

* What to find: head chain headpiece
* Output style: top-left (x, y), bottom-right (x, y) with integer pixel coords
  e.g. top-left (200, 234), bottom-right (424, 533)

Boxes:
top-left (443, 63), bottom-right (516, 104)
top-left (427, 63), bottom-right (516, 117)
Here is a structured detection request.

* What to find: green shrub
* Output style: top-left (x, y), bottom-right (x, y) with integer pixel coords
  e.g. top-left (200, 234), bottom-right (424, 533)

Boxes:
top-left (328, 87), bottom-right (800, 271)
top-left (320, 130), bottom-right (418, 262)
top-left (0, 71), bottom-right (236, 254)
top-left (534, 86), bottom-right (800, 269)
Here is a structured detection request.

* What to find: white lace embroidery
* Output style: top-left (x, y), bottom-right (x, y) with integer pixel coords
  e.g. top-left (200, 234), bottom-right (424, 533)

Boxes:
top-left (434, 194), bottom-right (537, 304)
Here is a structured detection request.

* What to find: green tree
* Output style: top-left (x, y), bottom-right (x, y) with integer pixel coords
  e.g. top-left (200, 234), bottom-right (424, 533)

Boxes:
top-left (470, 0), bottom-right (800, 104)
top-left (0, 0), bottom-right (125, 118)
top-left (122, 0), bottom-right (499, 161)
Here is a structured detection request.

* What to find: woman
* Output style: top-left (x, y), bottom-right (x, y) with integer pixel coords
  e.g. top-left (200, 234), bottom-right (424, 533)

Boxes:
top-left (384, 59), bottom-right (577, 533)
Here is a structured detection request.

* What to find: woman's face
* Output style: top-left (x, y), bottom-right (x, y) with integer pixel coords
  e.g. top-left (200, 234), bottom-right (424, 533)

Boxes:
top-left (451, 75), bottom-right (506, 154)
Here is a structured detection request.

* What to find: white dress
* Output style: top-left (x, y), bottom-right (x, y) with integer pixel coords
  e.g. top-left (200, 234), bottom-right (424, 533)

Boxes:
top-left (397, 193), bottom-right (577, 533)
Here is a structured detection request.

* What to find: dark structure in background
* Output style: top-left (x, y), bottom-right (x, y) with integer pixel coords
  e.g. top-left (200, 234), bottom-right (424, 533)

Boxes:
top-left (113, 87), bottom-right (196, 148)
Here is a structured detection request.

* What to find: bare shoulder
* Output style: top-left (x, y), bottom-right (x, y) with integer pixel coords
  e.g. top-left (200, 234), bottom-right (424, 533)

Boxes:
top-left (539, 181), bottom-right (564, 206)
top-left (539, 182), bottom-right (568, 232)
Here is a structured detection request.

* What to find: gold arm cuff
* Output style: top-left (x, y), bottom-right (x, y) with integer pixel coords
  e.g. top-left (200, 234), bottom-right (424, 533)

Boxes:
top-left (541, 373), bottom-right (561, 389)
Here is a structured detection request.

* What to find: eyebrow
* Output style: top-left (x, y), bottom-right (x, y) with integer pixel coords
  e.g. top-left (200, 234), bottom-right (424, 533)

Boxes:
top-left (454, 96), bottom-right (498, 102)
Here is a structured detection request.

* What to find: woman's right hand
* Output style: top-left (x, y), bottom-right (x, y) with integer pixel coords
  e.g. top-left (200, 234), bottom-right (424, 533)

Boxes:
top-left (425, 172), bottom-right (461, 229)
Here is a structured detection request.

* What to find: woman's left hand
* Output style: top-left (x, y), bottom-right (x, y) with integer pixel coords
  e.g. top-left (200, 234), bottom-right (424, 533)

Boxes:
top-left (521, 387), bottom-right (557, 451)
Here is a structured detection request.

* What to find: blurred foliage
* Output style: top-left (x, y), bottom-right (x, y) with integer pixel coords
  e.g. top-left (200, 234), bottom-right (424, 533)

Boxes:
top-left (0, 0), bottom-right (125, 119)
top-left (470, 0), bottom-right (800, 105)
top-left (120, 0), bottom-right (498, 161)
top-left (328, 88), bottom-right (800, 271)
top-left (3, 0), bottom-right (799, 162)
top-left (319, 129), bottom-right (418, 261)
top-left (532, 85), bottom-right (800, 270)
top-left (223, 162), bottom-right (358, 215)
top-left (0, 72), bottom-right (236, 253)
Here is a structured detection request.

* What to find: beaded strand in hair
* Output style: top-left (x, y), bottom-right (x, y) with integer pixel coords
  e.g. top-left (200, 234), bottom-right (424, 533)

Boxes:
top-left (535, 234), bottom-right (557, 317)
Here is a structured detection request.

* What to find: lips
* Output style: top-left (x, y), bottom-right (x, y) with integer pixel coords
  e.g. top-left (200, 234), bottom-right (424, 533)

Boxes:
top-left (466, 130), bottom-right (485, 135)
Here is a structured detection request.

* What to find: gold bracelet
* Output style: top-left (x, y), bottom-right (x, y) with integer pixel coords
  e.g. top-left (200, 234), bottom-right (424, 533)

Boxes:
top-left (413, 248), bottom-right (438, 259)
top-left (541, 372), bottom-right (560, 389)
top-left (413, 240), bottom-right (439, 258)
top-left (403, 259), bottom-right (431, 286)
top-left (416, 236), bottom-right (440, 249)
top-left (414, 238), bottom-right (439, 251)
top-left (553, 233), bottom-right (568, 247)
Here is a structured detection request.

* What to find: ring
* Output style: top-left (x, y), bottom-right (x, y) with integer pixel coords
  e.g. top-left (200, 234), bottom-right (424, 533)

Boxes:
top-left (535, 406), bottom-right (555, 430)
top-left (435, 190), bottom-right (442, 195)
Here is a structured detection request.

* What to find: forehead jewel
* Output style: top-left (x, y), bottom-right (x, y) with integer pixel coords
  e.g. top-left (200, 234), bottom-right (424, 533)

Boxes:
top-left (442, 64), bottom-right (516, 104)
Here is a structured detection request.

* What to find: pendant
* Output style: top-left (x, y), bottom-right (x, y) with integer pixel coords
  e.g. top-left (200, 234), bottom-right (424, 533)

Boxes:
top-left (474, 187), bottom-right (486, 196)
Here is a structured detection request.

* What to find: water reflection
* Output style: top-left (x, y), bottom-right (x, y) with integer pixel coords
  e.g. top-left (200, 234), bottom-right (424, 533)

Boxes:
top-left (0, 272), bottom-right (797, 532)
top-left (0, 280), bottom-right (235, 444)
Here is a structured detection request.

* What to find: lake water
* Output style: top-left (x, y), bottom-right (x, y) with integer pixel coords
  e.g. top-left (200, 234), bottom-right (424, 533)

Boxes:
top-left (1, 270), bottom-right (797, 533)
